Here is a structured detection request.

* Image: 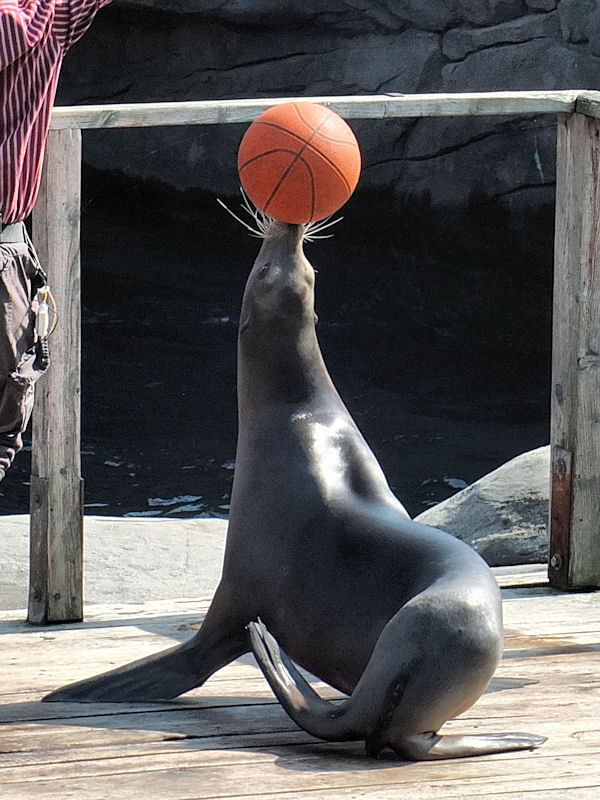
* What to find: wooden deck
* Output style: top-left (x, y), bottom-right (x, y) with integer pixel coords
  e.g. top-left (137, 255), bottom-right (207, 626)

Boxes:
top-left (1, 567), bottom-right (599, 800)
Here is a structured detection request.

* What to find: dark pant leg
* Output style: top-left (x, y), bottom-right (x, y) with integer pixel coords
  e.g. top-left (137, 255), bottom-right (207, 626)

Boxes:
top-left (0, 242), bottom-right (48, 477)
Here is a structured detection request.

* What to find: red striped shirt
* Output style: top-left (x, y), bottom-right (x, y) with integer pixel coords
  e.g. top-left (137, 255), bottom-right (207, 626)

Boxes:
top-left (0, 0), bottom-right (112, 224)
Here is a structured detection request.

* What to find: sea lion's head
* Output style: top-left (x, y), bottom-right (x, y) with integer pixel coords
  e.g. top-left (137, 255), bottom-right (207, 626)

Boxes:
top-left (240, 220), bottom-right (317, 337)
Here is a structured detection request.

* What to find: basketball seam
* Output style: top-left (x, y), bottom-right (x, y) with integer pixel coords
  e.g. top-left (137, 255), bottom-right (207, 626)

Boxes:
top-left (269, 151), bottom-right (315, 220)
top-left (257, 120), bottom-right (356, 146)
top-left (294, 103), bottom-right (348, 145)
top-left (262, 105), bottom-right (324, 218)
top-left (264, 105), bottom-right (350, 217)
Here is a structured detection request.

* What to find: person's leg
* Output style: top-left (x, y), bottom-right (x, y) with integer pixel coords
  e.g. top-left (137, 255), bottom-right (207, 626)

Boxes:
top-left (0, 240), bottom-right (48, 479)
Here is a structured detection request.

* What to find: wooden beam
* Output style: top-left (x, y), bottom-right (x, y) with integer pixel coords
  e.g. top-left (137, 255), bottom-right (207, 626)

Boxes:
top-left (575, 90), bottom-right (600, 119)
top-left (29, 129), bottom-right (84, 624)
top-left (550, 112), bottom-right (600, 589)
top-left (48, 90), bottom-right (579, 130)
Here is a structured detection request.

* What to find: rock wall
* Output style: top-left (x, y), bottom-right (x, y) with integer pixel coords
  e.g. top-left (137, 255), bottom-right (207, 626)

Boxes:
top-left (56, 0), bottom-right (600, 236)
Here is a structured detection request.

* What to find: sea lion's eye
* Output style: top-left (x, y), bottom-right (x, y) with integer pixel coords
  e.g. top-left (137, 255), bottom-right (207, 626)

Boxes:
top-left (259, 263), bottom-right (271, 279)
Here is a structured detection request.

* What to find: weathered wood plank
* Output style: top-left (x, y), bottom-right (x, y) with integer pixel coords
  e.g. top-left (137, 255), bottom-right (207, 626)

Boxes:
top-left (493, 564), bottom-right (548, 588)
top-left (0, 656), bottom-right (597, 728)
top-left (1, 747), bottom-right (598, 799)
top-left (576, 90), bottom-right (600, 119)
top-left (2, 742), bottom-right (599, 785)
top-left (30, 128), bottom-right (84, 623)
top-left (550, 112), bottom-right (600, 589)
top-left (502, 588), bottom-right (600, 633)
top-left (0, 680), bottom-right (595, 743)
top-left (48, 91), bottom-right (579, 131)
top-left (2, 641), bottom-right (598, 723)
top-left (0, 711), bottom-right (596, 769)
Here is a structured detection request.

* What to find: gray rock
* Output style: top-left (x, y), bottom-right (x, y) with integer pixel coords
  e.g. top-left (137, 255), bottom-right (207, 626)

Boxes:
top-left (558, 0), bottom-right (596, 43)
top-left (442, 13), bottom-right (560, 61)
top-left (394, 113), bottom-right (556, 211)
top-left (454, 0), bottom-right (526, 26)
top-left (61, 24), bottom-right (442, 195)
top-left (526, 0), bottom-right (557, 9)
top-left (119, 0), bottom-right (521, 31)
top-left (415, 445), bottom-right (550, 566)
top-left (441, 37), bottom-right (600, 92)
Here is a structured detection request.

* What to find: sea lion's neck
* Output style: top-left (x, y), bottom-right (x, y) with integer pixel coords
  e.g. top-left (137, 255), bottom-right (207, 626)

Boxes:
top-left (238, 323), bottom-right (335, 413)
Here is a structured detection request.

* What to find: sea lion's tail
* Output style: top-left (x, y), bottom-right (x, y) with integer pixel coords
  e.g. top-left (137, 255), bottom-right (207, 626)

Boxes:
top-left (247, 619), bottom-right (546, 760)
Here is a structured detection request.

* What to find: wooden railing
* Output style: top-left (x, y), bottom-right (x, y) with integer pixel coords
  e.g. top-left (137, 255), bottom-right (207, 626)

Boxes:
top-left (27, 90), bottom-right (600, 623)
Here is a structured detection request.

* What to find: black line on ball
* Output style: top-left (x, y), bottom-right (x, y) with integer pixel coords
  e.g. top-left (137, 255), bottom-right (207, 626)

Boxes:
top-left (264, 152), bottom-right (315, 220)
top-left (262, 106), bottom-right (346, 212)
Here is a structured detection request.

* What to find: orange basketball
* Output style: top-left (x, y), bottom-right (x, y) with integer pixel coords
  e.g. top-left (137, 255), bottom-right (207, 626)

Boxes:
top-left (237, 102), bottom-right (361, 224)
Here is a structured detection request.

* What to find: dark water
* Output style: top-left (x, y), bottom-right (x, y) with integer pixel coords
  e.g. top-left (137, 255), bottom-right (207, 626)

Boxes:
top-left (0, 184), bottom-right (551, 519)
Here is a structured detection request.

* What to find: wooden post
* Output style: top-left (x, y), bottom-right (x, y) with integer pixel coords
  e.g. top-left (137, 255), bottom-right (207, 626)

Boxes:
top-left (550, 112), bottom-right (600, 589)
top-left (28, 128), bottom-right (84, 623)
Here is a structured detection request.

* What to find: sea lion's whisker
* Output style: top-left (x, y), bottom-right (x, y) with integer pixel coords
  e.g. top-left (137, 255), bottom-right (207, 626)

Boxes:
top-left (303, 215), bottom-right (343, 242)
top-left (239, 188), bottom-right (272, 235)
top-left (217, 197), bottom-right (266, 238)
top-left (220, 190), bottom-right (342, 242)
top-left (217, 189), bottom-right (275, 238)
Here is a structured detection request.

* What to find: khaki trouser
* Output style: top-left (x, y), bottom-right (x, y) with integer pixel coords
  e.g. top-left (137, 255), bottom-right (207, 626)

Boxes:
top-left (0, 237), bottom-right (49, 476)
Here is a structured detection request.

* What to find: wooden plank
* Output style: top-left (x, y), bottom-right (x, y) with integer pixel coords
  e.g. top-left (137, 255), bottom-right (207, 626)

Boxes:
top-left (0, 709), bottom-right (596, 769)
top-left (576, 90), bottom-right (600, 119)
top-left (550, 112), bottom-right (600, 589)
top-left (493, 564), bottom-right (548, 588)
top-left (0, 654), bottom-right (596, 730)
top-left (1, 666), bottom-right (596, 735)
top-left (0, 747), bottom-right (598, 799)
top-left (29, 128), bottom-right (84, 623)
top-left (47, 90), bottom-right (579, 131)
top-left (261, 791), bottom-right (598, 800)
top-left (502, 587), bottom-right (600, 635)
top-left (0, 699), bottom-right (596, 775)
top-left (2, 742), bottom-right (599, 786)
top-left (8, 628), bottom-right (600, 693)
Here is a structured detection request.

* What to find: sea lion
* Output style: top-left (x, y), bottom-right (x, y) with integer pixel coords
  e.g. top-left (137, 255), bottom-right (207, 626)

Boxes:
top-left (45, 219), bottom-right (545, 760)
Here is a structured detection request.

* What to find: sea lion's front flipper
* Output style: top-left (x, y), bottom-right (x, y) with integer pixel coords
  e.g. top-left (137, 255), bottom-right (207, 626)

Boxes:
top-left (393, 731), bottom-right (547, 761)
top-left (44, 624), bottom-right (249, 703)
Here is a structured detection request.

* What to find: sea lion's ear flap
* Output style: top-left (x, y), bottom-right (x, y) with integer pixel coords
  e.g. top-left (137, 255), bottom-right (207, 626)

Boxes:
top-left (314, 312), bottom-right (319, 325)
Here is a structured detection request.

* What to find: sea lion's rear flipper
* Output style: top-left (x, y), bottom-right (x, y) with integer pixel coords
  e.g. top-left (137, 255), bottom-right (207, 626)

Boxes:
top-left (248, 619), bottom-right (547, 761)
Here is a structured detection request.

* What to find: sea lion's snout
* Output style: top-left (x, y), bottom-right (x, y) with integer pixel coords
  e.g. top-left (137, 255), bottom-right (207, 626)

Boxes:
top-left (259, 221), bottom-right (308, 272)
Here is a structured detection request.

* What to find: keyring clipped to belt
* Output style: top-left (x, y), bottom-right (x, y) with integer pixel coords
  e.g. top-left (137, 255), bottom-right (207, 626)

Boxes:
top-left (24, 226), bottom-right (58, 339)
